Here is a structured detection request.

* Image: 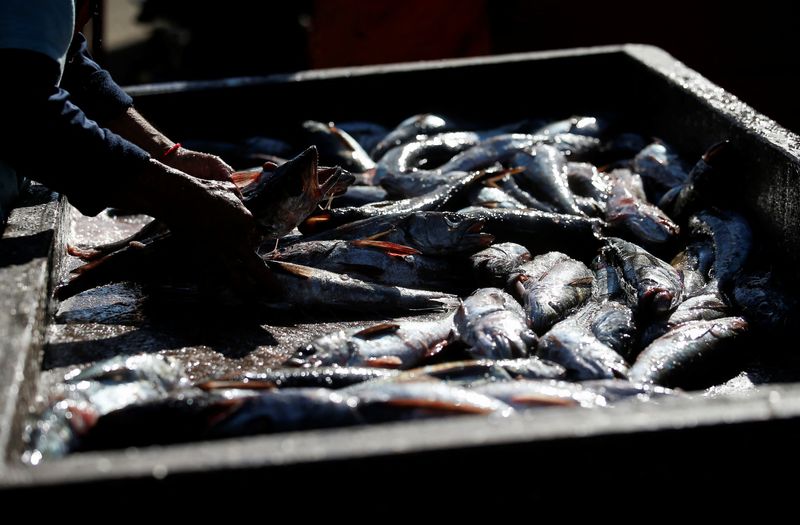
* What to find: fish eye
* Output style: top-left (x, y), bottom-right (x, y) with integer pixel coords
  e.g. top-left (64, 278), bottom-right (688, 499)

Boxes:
top-left (297, 345), bottom-right (316, 356)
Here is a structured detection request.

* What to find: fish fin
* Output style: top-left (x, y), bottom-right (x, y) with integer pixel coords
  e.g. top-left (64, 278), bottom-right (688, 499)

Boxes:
top-left (66, 244), bottom-right (102, 261)
top-left (350, 240), bottom-right (421, 255)
top-left (382, 399), bottom-right (495, 414)
top-left (482, 174), bottom-right (507, 188)
top-left (303, 213), bottom-right (332, 225)
top-left (424, 339), bottom-right (450, 358)
top-left (365, 356), bottom-right (404, 368)
top-left (231, 168), bottom-right (262, 188)
top-left (197, 380), bottom-right (276, 391)
top-left (268, 261), bottom-right (315, 279)
top-left (355, 322), bottom-right (401, 338)
top-left (509, 395), bottom-right (577, 407)
top-left (569, 276), bottom-right (595, 287)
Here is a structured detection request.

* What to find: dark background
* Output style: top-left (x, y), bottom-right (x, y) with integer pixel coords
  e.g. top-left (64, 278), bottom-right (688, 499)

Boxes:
top-left (102, 1), bottom-right (799, 134)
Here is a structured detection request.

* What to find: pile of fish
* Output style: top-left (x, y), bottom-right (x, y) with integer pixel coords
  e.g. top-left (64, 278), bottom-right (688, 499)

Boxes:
top-left (26, 114), bottom-right (797, 462)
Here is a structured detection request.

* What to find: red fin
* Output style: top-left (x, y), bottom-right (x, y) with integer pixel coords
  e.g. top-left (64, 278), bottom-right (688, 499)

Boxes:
top-left (569, 276), bottom-right (595, 287)
top-left (350, 240), bottom-right (421, 256)
top-left (66, 244), bottom-right (102, 261)
top-left (509, 394), bottom-right (577, 407)
top-left (424, 338), bottom-right (450, 358)
top-left (269, 261), bottom-right (315, 279)
top-left (364, 229), bottom-right (393, 241)
top-left (303, 214), bottom-right (332, 226)
top-left (365, 356), bottom-right (404, 368)
top-left (197, 380), bottom-right (276, 391)
top-left (383, 399), bottom-right (495, 414)
top-left (355, 323), bottom-right (400, 338)
top-left (231, 168), bottom-right (262, 188)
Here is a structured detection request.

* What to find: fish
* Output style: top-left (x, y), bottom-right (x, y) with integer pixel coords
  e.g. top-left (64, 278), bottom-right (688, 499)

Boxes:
top-left (267, 239), bottom-right (470, 293)
top-left (454, 288), bottom-right (538, 360)
top-left (534, 116), bottom-right (608, 138)
top-left (602, 237), bottom-right (683, 316)
top-left (632, 141), bottom-right (688, 202)
top-left (688, 209), bottom-right (752, 291)
top-left (566, 162), bottom-right (611, 202)
top-left (605, 169), bottom-right (680, 245)
top-left (300, 169), bottom-right (494, 232)
top-left (537, 308), bottom-right (630, 381)
top-left (629, 317), bottom-right (748, 388)
top-left (456, 207), bottom-right (604, 260)
top-left (671, 241), bottom-right (716, 298)
top-left (287, 314), bottom-right (455, 369)
top-left (302, 120), bottom-right (377, 175)
top-left (510, 251), bottom-right (594, 334)
top-left (371, 113), bottom-right (454, 161)
top-left (473, 380), bottom-right (608, 409)
top-left (351, 381), bottom-right (515, 421)
top-left (513, 146), bottom-right (583, 215)
top-left (23, 355), bottom-right (186, 462)
top-left (375, 131), bottom-right (481, 187)
top-left (301, 211), bottom-right (493, 256)
top-left (334, 121), bottom-right (389, 154)
top-left (263, 261), bottom-right (458, 314)
top-left (658, 141), bottom-right (731, 219)
top-left (468, 186), bottom-right (526, 209)
top-left (469, 242), bottom-right (532, 287)
top-left (639, 289), bottom-right (729, 347)
top-left (242, 146), bottom-right (355, 239)
top-left (196, 366), bottom-right (399, 391)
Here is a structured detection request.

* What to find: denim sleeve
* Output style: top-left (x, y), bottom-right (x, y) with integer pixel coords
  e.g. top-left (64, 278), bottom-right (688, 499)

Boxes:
top-left (60, 33), bottom-right (134, 124)
top-left (0, 49), bottom-right (151, 216)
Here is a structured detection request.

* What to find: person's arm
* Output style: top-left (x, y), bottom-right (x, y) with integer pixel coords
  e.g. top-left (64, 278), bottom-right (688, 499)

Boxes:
top-left (0, 49), bottom-right (256, 250)
top-left (106, 107), bottom-right (235, 182)
top-left (61, 34), bottom-right (234, 182)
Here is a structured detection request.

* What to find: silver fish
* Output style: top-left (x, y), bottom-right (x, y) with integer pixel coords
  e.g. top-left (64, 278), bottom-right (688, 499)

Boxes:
top-left (287, 314), bottom-right (455, 369)
top-left (511, 251), bottom-right (594, 334)
top-left (629, 317), bottom-right (748, 388)
top-left (454, 288), bottom-right (537, 360)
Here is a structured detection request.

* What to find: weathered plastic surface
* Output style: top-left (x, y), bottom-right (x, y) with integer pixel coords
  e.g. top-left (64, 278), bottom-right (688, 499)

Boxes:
top-left (2, 45), bottom-right (800, 498)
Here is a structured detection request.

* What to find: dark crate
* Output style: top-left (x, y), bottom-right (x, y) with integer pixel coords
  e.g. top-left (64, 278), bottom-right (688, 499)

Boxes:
top-left (2, 45), bottom-right (800, 499)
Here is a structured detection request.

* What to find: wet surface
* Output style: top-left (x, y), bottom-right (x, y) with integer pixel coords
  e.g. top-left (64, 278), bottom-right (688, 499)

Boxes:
top-left (39, 207), bottom-right (441, 397)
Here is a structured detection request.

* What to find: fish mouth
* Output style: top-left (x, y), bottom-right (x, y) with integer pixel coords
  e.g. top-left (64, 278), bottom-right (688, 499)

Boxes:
top-left (318, 166), bottom-right (355, 199)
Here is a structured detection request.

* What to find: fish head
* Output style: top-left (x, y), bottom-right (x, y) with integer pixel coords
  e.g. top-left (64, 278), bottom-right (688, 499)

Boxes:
top-left (244, 146), bottom-right (354, 238)
top-left (285, 331), bottom-right (356, 368)
top-left (405, 213), bottom-right (494, 253)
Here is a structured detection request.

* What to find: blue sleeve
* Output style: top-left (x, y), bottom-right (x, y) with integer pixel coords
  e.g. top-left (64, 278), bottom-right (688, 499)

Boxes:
top-left (60, 33), bottom-right (134, 124)
top-left (0, 49), bottom-right (151, 216)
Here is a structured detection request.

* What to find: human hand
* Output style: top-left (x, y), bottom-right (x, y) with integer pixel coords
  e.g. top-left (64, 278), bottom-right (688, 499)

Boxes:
top-left (139, 159), bottom-right (276, 295)
top-left (162, 146), bottom-right (235, 183)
